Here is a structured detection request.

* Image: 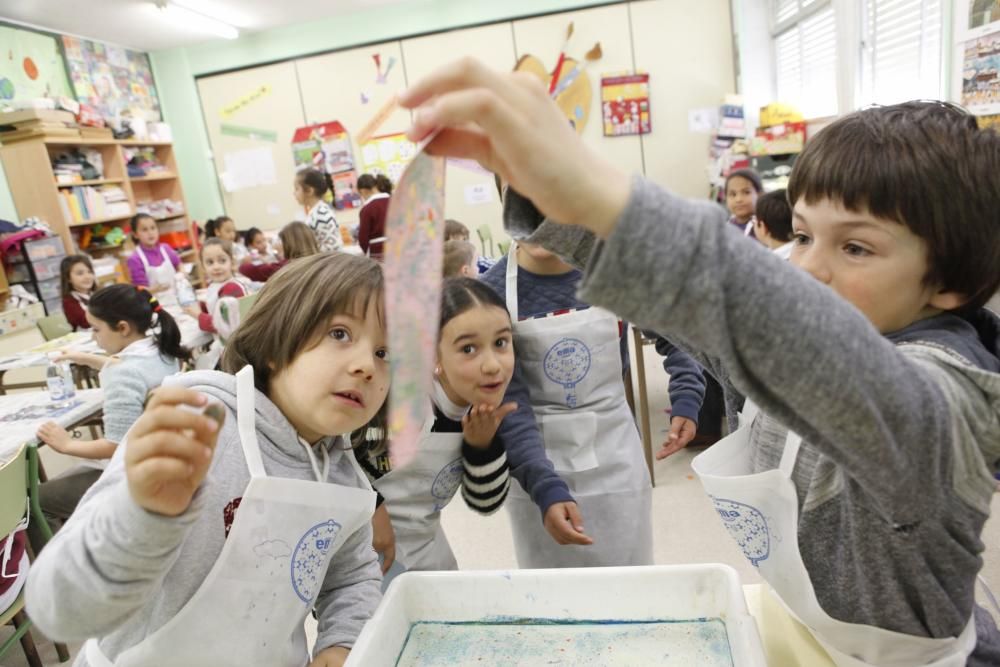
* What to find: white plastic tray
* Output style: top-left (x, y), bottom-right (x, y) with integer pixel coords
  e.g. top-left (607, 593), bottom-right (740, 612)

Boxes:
top-left (347, 563), bottom-right (766, 666)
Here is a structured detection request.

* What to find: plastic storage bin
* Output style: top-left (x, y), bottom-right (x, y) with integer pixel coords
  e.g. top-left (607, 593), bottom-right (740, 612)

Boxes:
top-left (43, 297), bottom-right (63, 316)
top-left (24, 236), bottom-right (65, 262)
top-left (346, 564), bottom-right (766, 667)
top-left (36, 278), bottom-right (61, 301)
top-left (32, 257), bottom-right (63, 281)
top-left (5, 261), bottom-right (29, 284)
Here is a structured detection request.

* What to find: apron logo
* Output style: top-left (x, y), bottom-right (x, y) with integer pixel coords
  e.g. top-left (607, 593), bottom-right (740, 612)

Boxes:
top-left (543, 337), bottom-right (592, 407)
top-left (431, 457), bottom-right (465, 511)
top-left (290, 519), bottom-right (342, 603)
top-left (710, 497), bottom-right (771, 566)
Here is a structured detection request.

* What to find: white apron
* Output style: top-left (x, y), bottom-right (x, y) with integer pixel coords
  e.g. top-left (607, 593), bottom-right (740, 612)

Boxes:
top-left (503, 247), bottom-right (653, 568)
top-left (691, 401), bottom-right (977, 667)
top-left (136, 245), bottom-right (178, 308)
top-left (85, 365), bottom-right (376, 667)
top-left (373, 386), bottom-right (465, 571)
top-left (195, 279), bottom-right (251, 371)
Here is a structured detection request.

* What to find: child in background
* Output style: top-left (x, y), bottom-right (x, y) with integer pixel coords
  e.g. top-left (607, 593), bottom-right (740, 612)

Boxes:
top-left (442, 239), bottom-right (478, 278)
top-left (206, 216), bottom-right (248, 265)
top-left (245, 227), bottom-right (277, 265)
top-left (753, 188), bottom-right (795, 258)
top-left (27, 253), bottom-right (387, 667)
top-left (445, 218), bottom-right (495, 273)
top-left (60, 254), bottom-right (96, 331)
top-left (294, 168), bottom-right (342, 253)
top-left (239, 221), bottom-right (319, 283)
top-left (126, 213), bottom-right (182, 303)
top-left (399, 63), bottom-right (1000, 663)
top-left (31, 285), bottom-right (185, 547)
top-left (356, 277), bottom-right (512, 578)
top-left (725, 168), bottom-right (763, 238)
top-left (186, 238), bottom-right (254, 368)
top-left (357, 173), bottom-right (391, 259)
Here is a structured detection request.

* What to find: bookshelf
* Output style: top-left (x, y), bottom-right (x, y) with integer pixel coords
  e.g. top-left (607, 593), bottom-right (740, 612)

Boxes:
top-left (0, 136), bottom-right (202, 286)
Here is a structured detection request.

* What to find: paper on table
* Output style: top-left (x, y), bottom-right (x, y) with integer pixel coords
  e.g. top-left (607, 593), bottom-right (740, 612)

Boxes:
top-left (222, 147), bottom-right (278, 192)
top-left (383, 145), bottom-right (447, 467)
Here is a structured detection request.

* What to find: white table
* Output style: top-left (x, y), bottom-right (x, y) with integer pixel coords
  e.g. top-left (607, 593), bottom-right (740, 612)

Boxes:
top-left (0, 388), bottom-right (104, 465)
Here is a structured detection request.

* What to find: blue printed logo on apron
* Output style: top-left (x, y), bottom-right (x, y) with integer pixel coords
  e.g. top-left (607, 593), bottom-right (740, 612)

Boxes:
top-left (431, 456), bottom-right (465, 511)
top-left (710, 497), bottom-right (770, 566)
top-left (290, 520), bottom-right (342, 603)
top-left (543, 338), bottom-right (592, 407)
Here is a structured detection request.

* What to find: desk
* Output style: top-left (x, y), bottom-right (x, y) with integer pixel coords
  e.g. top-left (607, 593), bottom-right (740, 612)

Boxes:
top-left (743, 584), bottom-right (836, 666)
top-left (0, 388), bottom-right (104, 465)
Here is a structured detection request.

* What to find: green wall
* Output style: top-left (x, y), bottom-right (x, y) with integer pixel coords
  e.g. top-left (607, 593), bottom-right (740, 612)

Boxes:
top-left (149, 0), bottom-right (611, 220)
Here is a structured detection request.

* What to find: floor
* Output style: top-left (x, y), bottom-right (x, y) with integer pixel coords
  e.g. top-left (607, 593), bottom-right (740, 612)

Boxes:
top-left (3, 337), bottom-right (1000, 666)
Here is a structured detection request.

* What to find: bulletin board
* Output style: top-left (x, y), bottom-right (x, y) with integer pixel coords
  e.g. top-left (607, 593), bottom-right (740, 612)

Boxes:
top-left (0, 24), bottom-right (73, 103)
top-left (61, 36), bottom-right (161, 121)
top-left (193, 0), bottom-right (736, 238)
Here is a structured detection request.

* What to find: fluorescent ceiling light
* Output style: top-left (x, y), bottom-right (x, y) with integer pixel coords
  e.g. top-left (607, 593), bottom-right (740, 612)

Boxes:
top-left (156, 1), bottom-right (240, 40)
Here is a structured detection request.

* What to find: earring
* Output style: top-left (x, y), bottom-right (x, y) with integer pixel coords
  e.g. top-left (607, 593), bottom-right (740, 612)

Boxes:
top-left (434, 366), bottom-right (441, 376)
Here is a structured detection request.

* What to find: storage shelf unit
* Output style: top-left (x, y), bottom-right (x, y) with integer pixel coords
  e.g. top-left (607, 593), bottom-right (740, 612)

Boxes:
top-left (0, 136), bottom-right (202, 286)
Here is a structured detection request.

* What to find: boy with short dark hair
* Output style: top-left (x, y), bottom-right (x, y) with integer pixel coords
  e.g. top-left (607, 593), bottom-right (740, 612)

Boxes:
top-left (753, 188), bottom-right (794, 257)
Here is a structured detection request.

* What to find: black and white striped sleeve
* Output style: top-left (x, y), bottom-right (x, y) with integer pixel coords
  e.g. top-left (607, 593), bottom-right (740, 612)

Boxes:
top-left (460, 437), bottom-right (510, 515)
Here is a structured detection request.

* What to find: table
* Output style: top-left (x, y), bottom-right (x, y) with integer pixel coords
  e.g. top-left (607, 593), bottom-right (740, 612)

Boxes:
top-left (743, 584), bottom-right (836, 666)
top-left (0, 388), bottom-right (104, 465)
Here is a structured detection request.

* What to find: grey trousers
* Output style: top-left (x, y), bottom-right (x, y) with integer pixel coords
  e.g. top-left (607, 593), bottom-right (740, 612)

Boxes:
top-left (28, 466), bottom-right (102, 549)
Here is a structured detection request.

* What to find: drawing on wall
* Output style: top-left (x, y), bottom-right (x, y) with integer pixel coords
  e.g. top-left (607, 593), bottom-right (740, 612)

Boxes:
top-left (372, 53), bottom-right (396, 84)
top-left (514, 32), bottom-right (602, 134)
top-left (291, 121), bottom-right (362, 209)
top-left (219, 84), bottom-right (272, 120)
top-left (962, 30), bottom-right (1000, 114)
top-left (360, 132), bottom-right (417, 186)
top-left (0, 25), bottom-right (73, 102)
top-left (601, 72), bottom-right (651, 136)
top-left (61, 36), bottom-right (160, 121)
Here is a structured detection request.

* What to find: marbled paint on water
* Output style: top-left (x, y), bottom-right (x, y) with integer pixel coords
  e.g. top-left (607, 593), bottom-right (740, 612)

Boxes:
top-left (395, 617), bottom-right (733, 666)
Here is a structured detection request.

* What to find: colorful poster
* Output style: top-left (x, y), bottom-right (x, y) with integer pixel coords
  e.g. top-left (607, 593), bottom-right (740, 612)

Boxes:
top-left (0, 25), bottom-right (73, 103)
top-left (962, 31), bottom-right (1000, 114)
top-left (360, 132), bottom-right (417, 186)
top-left (383, 148), bottom-right (447, 467)
top-left (291, 121), bottom-right (361, 210)
top-left (61, 35), bottom-right (161, 122)
top-left (601, 72), bottom-right (651, 137)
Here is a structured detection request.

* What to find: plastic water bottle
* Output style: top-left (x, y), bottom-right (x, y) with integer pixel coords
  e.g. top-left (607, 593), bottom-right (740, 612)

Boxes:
top-left (46, 359), bottom-right (71, 406)
top-left (175, 273), bottom-right (197, 307)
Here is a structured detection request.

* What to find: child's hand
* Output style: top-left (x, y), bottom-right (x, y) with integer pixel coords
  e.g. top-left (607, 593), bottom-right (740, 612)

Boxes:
top-left (399, 58), bottom-right (631, 238)
top-left (371, 504), bottom-right (396, 574)
top-left (309, 646), bottom-right (349, 667)
top-left (656, 416), bottom-right (697, 460)
top-left (183, 305), bottom-right (201, 318)
top-left (543, 501), bottom-right (594, 546)
top-left (125, 388), bottom-right (223, 517)
top-left (461, 402), bottom-right (517, 448)
top-left (37, 421), bottom-right (72, 453)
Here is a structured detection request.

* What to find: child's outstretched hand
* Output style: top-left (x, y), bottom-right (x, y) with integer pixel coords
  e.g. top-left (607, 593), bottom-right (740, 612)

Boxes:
top-left (656, 416), bottom-right (698, 460)
top-left (125, 388), bottom-right (223, 517)
top-left (543, 501), bottom-right (594, 546)
top-left (461, 402), bottom-right (517, 448)
top-left (309, 646), bottom-right (349, 667)
top-left (371, 504), bottom-right (396, 574)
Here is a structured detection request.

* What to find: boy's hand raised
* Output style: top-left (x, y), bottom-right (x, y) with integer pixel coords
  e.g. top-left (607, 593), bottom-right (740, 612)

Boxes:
top-left (543, 501), bottom-right (594, 546)
top-left (125, 388), bottom-right (223, 517)
top-left (461, 402), bottom-right (518, 448)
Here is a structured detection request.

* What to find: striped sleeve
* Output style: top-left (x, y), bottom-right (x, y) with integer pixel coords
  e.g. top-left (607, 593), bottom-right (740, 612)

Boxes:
top-left (461, 437), bottom-right (510, 515)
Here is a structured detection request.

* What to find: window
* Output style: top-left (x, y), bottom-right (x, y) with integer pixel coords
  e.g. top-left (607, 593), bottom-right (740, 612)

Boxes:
top-left (860, 0), bottom-right (943, 105)
top-left (773, 1), bottom-right (839, 118)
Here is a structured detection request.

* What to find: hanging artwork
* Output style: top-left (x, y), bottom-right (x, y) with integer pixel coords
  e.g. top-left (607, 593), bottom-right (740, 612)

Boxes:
top-left (61, 36), bottom-right (161, 122)
top-left (514, 30), bottom-right (602, 134)
top-left (601, 72), bottom-right (651, 136)
top-left (291, 121), bottom-right (362, 209)
top-left (962, 30), bottom-right (1000, 115)
top-left (0, 25), bottom-right (73, 103)
top-left (359, 132), bottom-right (417, 186)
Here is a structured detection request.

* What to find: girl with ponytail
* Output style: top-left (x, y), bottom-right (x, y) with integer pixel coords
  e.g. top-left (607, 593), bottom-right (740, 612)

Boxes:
top-left (294, 167), bottom-right (342, 252)
top-left (34, 284), bottom-right (186, 536)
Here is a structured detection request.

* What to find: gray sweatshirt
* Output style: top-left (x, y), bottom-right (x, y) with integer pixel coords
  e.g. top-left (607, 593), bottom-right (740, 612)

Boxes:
top-left (25, 370), bottom-right (382, 665)
top-left (503, 179), bottom-right (1000, 665)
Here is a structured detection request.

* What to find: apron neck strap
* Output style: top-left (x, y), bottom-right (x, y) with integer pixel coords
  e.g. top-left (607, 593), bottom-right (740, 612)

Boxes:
top-left (504, 244), bottom-right (519, 321)
top-left (297, 436), bottom-right (330, 482)
top-left (236, 365), bottom-right (267, 478)
top-left (778, 429), bottom-right (803, 478)
top-left (339, 436), bottom-right (376, 491)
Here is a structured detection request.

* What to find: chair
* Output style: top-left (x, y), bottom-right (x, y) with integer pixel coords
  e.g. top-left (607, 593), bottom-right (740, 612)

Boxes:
top-left (476, 224), bottom-right (495, 258)
top-left (37, 314), bottom-right (72, 342)
top-left (237, 293), bottom-right (258, 321)
top-left (497, 240), bottom-right (511, 256)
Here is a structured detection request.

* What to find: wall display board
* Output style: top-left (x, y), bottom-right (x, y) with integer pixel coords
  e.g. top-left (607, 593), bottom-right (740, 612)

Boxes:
top-left (0, 25), bottom-right (73, 103)
top-left (62, 36), bottom-right (161, 122)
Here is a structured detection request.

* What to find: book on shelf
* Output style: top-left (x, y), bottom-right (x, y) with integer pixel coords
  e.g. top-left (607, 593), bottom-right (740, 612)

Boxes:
top-left (59, 185), bottom-right (131, 223)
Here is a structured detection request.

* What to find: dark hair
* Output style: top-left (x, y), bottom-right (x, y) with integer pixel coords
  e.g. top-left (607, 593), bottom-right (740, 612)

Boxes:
top-left (245, 227), bottom-right (265, 246)
top-left (356, 173), bottom-right (377, 191)
top-left (444, 219), bottom-right (470, 241)
top-left (440, 276), bottom-right (510, 332)
top-left (130, 213), bottom-right (157, 243)
top-left (202, 237), bottom-right (234, 263)
top-left (296, 168), bottom-right (331, 199)
top-left (787, 101), bottom-right (1000, 310)
top-left (443, 240), bottom-right (477, 277)
top-left (755, 189), bottom-right (793, 242)
top-left (60, 254), bottom-right (94, 299)
top-left (205, 216), bottom-right (234, 238)
top-left (279, 221), bottom-right (320, 260)
top-left (89, 284), bottom-right (189, 361)
top-left (726, 169), bottom-right (763, 195)
top-left (375, 174), bottom-right (393, 195)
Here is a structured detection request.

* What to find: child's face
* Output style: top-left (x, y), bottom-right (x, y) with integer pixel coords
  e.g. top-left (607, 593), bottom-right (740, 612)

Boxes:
top-left (250, 234), bottom-right (268, 253)
top-left (69, 262), bottom-right (95, 292)
top-left (218, 220), bottom-right (237, 242)
top-left (136, 217), bottom-right (159, 247)
top-left (293, 180), bottom-right (310, 205)
top-left (268, 300), bottom-right (389, 443)
top-left (447, 232), bottom-right (470, 242)
top-left (790, 198), bottom-right (962, 333)
top-left (726, 176), bottom-right (758, 221)
top-left (202, 245), bottom-right (234, 283)
top-left (437, 305), bottom-right (515, 407)
top-left (86, 311), bottom-right (133, 354)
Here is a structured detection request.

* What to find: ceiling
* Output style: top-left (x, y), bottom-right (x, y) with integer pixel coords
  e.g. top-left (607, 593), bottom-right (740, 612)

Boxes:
top-left (0, 0), bottom-right (411, 51)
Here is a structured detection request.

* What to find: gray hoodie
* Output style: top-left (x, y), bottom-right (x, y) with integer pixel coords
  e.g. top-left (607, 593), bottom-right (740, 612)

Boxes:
top-left (25, 370), bottom-right (382, 665)
top-left (504, 179), bottom-right (1000, 665)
